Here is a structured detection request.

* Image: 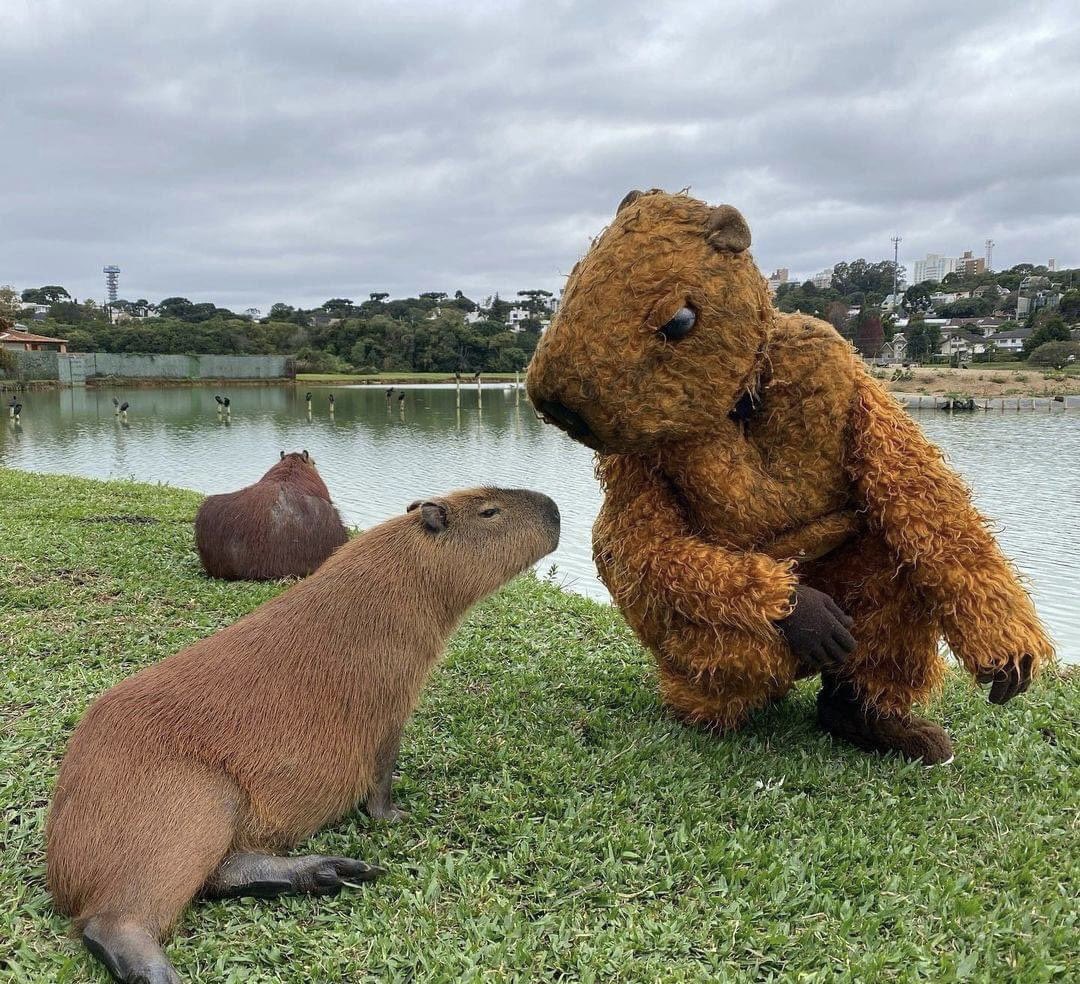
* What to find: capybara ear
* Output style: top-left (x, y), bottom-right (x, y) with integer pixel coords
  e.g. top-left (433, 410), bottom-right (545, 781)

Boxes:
top-left (617, 189), bottom-right (643, 214)
top-left (406, 500), bottom-right (422, 513)
top-left (706, 204), bottom-right (751, 253)
top-left (302, 450), bottom-right (310, 462)
top-left (419, 502), bottom-right (449, 533)
top-left (280, 450), bottom-right (285, 460)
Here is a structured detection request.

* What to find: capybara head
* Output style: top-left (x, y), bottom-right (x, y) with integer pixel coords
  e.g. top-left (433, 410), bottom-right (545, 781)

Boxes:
top-left (527, 189), bottom-right (772, 454)
top-left (405, 487), bottom-right (560, 599)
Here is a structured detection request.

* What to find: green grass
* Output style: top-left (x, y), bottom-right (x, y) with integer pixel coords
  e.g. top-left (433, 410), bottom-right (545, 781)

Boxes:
top-left (1, 468), bottom-right (1076, 983)
top-left (297, 371), bottom-right (522, 384)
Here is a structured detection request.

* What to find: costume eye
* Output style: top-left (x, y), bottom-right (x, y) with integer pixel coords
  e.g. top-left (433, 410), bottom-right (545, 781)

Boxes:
top-left (658, 306), bottom-right (696, 341)
top-left (480, 507), bottom-right (501, 518)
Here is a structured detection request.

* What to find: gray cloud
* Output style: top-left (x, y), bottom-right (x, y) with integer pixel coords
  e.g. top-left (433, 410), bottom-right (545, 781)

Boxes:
top-left (3, 0), bottom-right (1078, 310)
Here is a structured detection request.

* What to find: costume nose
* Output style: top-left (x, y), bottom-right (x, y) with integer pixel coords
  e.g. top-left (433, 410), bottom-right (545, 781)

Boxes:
top-left (534, 399), bottom-right (593, 442)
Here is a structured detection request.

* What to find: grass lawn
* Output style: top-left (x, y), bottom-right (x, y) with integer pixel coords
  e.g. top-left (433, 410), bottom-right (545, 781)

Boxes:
top-left (1, 468), bottom-right (1076, 983)
top-left (297, 372), bottom-right (522, 385)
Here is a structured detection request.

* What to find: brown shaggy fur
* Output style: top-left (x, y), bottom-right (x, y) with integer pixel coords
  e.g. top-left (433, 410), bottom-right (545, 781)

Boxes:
top-left (527, 189), bottom-right (1053, 740)
top-left (194, 451), bottom-right (348, 580)
top-left (47, 488), bottom-right (559, 979)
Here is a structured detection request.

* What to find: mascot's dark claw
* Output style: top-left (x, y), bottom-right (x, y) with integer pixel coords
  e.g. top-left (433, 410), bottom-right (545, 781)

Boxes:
top-left (978, 654), bottom-right (1033, 705)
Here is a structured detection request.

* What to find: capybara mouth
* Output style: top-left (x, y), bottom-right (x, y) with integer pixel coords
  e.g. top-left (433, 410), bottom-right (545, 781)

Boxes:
top-left (534, 399), bottom-right (604, 451)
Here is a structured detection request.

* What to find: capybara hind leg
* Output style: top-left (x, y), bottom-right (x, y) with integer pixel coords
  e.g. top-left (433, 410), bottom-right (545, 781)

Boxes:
top-left (365, 728), bottom-right (406, 822)
top-left (82, 914), bottom-right (181, 984)
top-left (817, 676), bottom-right (954, 765)
top-left (201, 853), bottom-right (385, 900)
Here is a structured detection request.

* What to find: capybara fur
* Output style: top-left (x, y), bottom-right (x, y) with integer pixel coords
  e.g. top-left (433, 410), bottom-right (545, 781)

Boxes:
top-left (527, 188), bottom-right (1053, 763)
top-left (47, 488), bottom-right (560, 983)
top-left (194, 450), bottom-right (348, 580)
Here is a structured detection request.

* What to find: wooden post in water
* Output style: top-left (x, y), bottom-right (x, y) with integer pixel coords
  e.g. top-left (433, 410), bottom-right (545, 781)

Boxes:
top-left (476, 372), bottom-right (482, 410)
top-left (456, 374), bottom-right (461, 409)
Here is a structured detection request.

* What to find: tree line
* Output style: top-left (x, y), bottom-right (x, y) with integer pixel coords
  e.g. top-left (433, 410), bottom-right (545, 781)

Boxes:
top-left (3, 288), bottom-right (554, 374)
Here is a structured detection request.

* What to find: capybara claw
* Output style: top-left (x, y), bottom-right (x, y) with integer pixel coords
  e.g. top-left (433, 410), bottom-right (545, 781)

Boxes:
top-left (309, 856), bottom-right (384, 893)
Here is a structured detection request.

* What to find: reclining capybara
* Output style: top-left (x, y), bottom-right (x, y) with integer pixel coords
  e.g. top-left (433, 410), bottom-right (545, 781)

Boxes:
top-left (194, 450), bottom-right (348, 580)
top-left (47, 487), bottom-right (560, 984)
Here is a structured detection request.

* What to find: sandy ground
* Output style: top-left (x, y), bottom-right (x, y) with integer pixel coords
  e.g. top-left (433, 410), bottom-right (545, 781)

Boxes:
top-left (881, 366), bottom-right (1080, 398)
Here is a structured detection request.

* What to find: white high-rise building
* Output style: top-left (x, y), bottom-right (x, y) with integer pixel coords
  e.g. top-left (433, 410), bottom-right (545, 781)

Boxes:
top-left (912, 254), bottom-right (957, 284)
top-left (811, 266), bottom-right (834, 289)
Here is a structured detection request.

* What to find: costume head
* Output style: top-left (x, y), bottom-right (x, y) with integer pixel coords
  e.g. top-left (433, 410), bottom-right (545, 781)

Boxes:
top-left (527, 189), bottom-right (772, 454)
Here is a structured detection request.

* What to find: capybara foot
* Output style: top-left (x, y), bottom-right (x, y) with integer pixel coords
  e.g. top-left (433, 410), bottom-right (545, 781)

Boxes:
top-left (202, 852), bottom-right (385, 900)
top-left (817, 677), bottom-right (954, 765)
top-left (366, 800), bottom-right (408, 823)
top-left (82, 914), bottom-right (181, 984)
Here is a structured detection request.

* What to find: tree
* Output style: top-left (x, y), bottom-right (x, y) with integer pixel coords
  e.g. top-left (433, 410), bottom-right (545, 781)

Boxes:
top-left (369, 292), bottom-right (389, 303)
top-left (0, 285), bottom-right (21, 320)
top-left (905, 318), bottom-right (942, 362)
top-left (853, 309), bottom-right (885, 358)
top-left (1022, 315), bottom-right (1071, 358)
top-left (824, 301), bottom-right (851, 338)
top-left (21, 285), bottom-right (71, 304)
top-left (1028, 341), bottom-right (1080, 369)
top-left (903, 283), bottom-right (933, 314)
top-left (831, 259), bottom-right (904, 298)
top-left (936, 297), bottom-right (995, 318)
top-left (1058, 290), bottom-right (1080, 323)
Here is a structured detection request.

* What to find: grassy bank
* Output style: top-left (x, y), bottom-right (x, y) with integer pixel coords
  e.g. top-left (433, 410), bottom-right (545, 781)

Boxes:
top-left (876, 365), bottom-right (1080, 399)
top-left (1, 468), bottom-right (1076, 983)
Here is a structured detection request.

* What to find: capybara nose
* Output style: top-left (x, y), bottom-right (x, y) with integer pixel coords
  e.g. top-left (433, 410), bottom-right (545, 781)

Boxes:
top-left (523, 490), bottom-right (561, 546)
top-left (535, 398), bottom-right (593, 443)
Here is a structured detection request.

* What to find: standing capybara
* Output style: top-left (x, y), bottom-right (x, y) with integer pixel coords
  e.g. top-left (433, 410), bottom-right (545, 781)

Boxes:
top-left (47, 487), bottom-right (560, 984)
top-left (194, 450), bottom-right (348, 580)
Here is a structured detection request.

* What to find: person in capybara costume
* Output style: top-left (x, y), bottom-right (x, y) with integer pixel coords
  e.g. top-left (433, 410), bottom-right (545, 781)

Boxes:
top-left (527, 189), bottom-right (1054, 764)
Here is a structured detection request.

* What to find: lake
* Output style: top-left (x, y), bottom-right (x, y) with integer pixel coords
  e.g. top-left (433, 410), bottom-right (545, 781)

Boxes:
top-left (3, 383), bottom-right (1077, 661)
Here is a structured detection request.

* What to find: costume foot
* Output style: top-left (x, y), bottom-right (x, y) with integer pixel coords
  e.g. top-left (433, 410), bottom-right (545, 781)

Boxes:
top-left (82, 914), bottom-right (181, 984)
top-left (202, 852), bottom-right (385, 900)
top-left (817, 677), bottom-right (954, 765)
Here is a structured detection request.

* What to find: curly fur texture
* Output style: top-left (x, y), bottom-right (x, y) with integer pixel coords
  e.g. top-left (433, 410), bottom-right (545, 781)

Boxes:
top-left (527, 189), bottom-right (1054, 733)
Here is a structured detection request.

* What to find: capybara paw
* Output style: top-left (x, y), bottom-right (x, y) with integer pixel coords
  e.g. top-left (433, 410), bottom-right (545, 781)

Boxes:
top-left (368, 803), bottom-right (408, 823)
top-left (305, 856), bottom-right (385, 894)
top-left (976, 654), bottom-right (1034, 705)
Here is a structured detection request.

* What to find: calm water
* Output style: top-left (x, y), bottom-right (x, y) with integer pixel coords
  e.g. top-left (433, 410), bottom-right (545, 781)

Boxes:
top-left (3, 384), bottom-right (1077, 661)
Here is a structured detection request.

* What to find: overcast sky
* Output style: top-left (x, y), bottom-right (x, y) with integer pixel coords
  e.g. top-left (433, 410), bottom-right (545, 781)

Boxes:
top-left (3, 0), bottom-right (1078, 312)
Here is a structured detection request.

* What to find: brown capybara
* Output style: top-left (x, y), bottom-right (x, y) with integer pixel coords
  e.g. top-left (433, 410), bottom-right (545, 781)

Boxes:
top-left (194, 450), bottom-right (348, 580)
top-left (46, 488), bottom-right (560, 984)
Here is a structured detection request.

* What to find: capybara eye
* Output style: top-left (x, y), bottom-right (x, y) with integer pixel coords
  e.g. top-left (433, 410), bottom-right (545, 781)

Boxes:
top-left (658, 306), bottom-right (696, 341)
top-left (480, 507), bottom-right (501, 518)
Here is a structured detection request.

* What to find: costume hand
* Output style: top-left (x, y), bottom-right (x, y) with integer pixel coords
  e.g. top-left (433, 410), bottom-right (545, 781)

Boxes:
top-left (776, 585), bottom-right (856, 670)
top-left (976, 654), bottom-right (1034, 705)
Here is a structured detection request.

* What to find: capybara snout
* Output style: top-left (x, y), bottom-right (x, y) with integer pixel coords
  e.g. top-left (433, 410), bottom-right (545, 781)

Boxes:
top-left (407, 486), bottom-right (560, 587)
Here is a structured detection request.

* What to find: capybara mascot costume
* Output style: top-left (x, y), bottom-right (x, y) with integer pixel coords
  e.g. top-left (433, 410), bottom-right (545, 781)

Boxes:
top-left (527, 189), bottom-right (1054, 763)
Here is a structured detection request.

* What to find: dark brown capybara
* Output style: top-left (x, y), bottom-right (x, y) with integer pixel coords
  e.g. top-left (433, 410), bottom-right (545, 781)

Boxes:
top-left (194, 450), bottom-right (348, 580)
top-left (46, 487), bottom-right (560, 984)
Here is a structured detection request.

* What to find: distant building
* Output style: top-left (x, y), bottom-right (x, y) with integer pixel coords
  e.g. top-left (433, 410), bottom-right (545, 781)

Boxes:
top-left (912, 253), bottom-right (956, 284)
top-left (1017, 289), bottom-right (1061, 319)
top-left (956, 250), bottom-right (986, 277)
top-left (766, 268), bottom-right (789, 296)
top-left (0, 325), bottom-right (68, 352)
top-left (1048, 258), bottom-right (1056, 272)
top-left (939, 328), bottom-right (986, 361)
top-left (986, 327), bottom-right (1031, 354)
top-left (812, 267), bottom-right (834, 290)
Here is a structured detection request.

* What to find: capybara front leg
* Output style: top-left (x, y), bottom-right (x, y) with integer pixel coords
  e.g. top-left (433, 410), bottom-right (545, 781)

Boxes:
top-left (82, 913), bottom-right (181, 984)
top-left (201, 852), bottom-right (384, 900)
top-left (365, 728), bottom-right (406, 822)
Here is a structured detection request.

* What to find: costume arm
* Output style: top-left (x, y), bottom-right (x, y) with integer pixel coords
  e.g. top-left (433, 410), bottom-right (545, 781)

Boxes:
top-left (594, 454), bottom-right (797, 635)
top-left (847, 374), bottom-right (1054, 679)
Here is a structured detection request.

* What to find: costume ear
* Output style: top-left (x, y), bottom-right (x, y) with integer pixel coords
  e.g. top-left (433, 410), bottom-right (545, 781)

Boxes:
top-left (406, 500), bottom-right (422, 512)
top-left (419, 501), bottom-right (448, 533)
top-left (617, 189), bottom-right (643, 214)
top-left (706, 204), bottom-right (751, 253)
top-left (280, 450), bottom-right (285, 460)
top-left (302, 450), bottom-right (309, 462)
